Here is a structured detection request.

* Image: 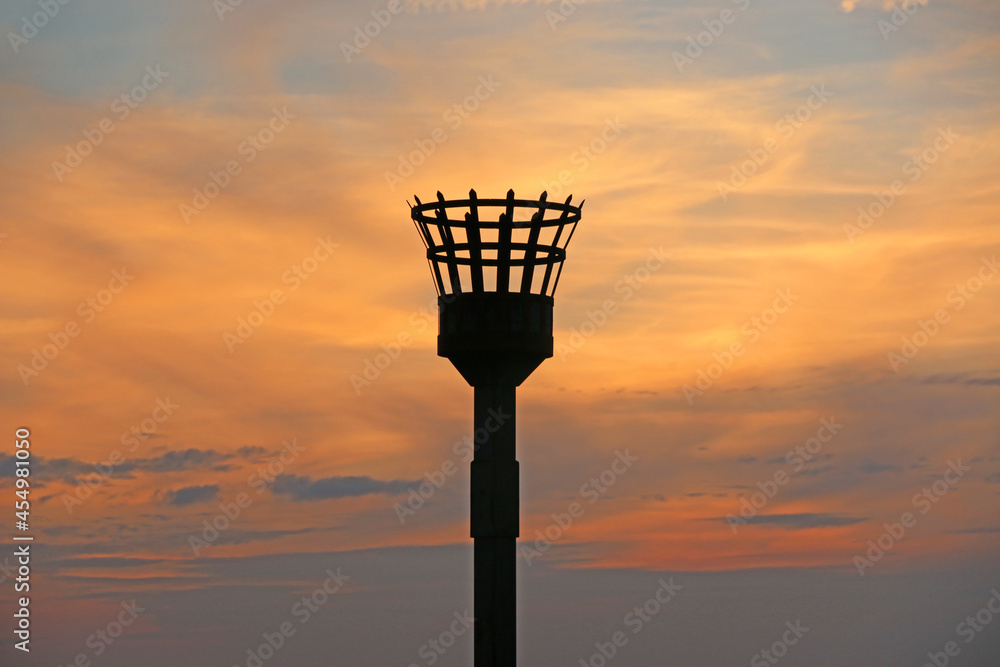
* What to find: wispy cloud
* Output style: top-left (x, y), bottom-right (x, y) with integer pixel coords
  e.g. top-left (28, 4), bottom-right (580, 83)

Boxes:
top-left (857, 461), bottom-right (904, 474)
top-left (0, 449), bottom-right (236, 482)
top-left (271, 474), bottom-right (417, 501)
top-left (724, 513), bottom-right (869, 530)
top-left (163, 484), bottom-right (221, 506)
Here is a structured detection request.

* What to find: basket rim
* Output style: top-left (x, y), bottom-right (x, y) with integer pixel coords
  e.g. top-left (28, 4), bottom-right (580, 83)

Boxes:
top-left (409, 190), bottom-right (583, 227)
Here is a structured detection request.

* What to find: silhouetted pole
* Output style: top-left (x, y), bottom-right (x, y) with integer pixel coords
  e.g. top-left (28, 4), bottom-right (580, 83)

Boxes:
top-left (472, 384), bottom-right (517, 663)
top-left (410, 189), bottom-right (582, 667)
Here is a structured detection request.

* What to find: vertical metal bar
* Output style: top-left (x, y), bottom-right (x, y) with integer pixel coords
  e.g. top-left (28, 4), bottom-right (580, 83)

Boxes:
top-left (550, 199), bottom-right (582, 297)
top-left (467, 189), bottom-right (485, 293)
top-left (426, 259), bottom-right (445, 296)
top-left (496, 189), bottom-right (514, 293)
top-left (539, 195), bottom-right (574, 296)
top-left (435, 192), bottom-right (463, 294)
top-left (519, 191), bottom-right (546, 294)
top-left (413, 196), bottom-right (447, 296)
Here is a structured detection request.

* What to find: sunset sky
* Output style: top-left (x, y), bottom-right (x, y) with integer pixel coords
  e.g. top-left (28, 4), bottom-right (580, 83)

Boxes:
top-left (1, 0), bottom-right (999, 664)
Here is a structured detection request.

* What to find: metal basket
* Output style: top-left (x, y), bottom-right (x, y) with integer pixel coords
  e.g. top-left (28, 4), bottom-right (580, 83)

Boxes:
top-left (410, 189), bottom-right (582, 298)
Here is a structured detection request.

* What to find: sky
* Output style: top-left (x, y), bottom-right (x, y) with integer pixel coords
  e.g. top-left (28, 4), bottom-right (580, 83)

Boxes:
top-left (1, 0), bottom-right (999, 664)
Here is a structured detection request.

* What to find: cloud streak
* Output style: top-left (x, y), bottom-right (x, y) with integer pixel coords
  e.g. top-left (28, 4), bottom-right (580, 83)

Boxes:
top-left (720, 513), bottom-right (869, 530)
top-left (163, 484), bottom-right (221, 506)
top-left (271, 474), bottom-right (418, 501)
